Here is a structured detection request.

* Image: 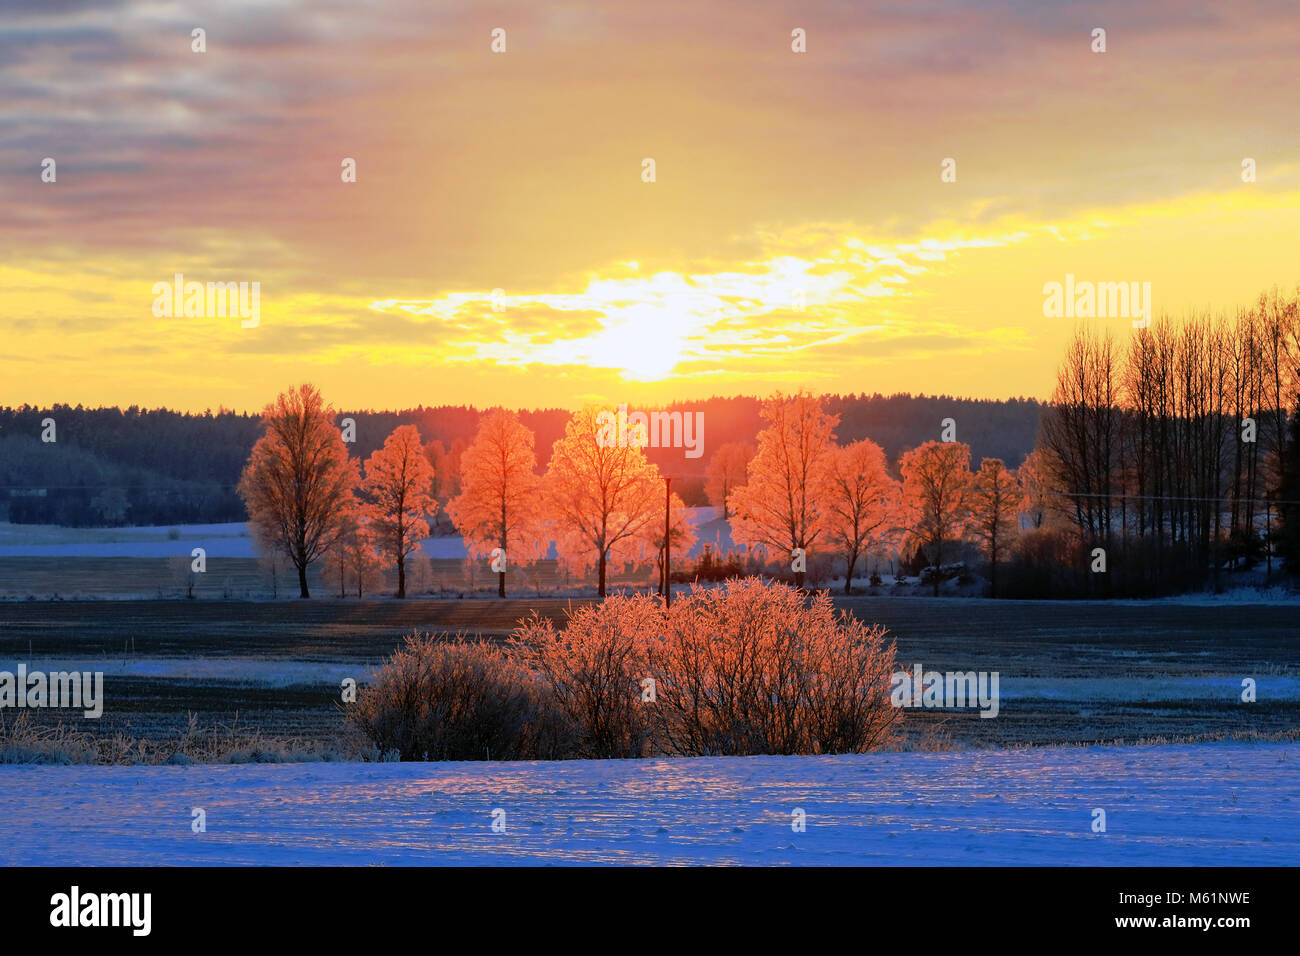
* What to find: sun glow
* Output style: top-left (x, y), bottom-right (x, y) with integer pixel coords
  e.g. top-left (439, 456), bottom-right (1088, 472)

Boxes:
top-left (363, 230), bottom-right (1030, 386)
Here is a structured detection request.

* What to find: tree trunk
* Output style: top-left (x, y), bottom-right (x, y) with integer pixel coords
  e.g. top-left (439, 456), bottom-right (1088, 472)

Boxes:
top-left (844, 552), bottom-right (858, 595)
top-left (500, 505), bottom-right (508, 599)
top-left (598, 549), bottom-right (607, 598)
top-left (297, 562), bottom-right (310, 599)
top-left (396, 553), bottom-right (406, 599)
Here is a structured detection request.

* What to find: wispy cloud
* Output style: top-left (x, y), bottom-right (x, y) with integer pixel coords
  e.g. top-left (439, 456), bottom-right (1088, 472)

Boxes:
top-left (3, 0), bottom-right (1300, 409)
top-left (366, 228), bottom-right (1031, 379)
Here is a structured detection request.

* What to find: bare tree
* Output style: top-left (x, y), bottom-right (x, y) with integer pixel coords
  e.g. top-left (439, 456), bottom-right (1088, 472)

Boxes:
top-left (238, 384), bottom-right (358, 598)
top-left (899, 440), bottom-right (972, 596)
top-left (967, 458), bottom-right (1021, 597)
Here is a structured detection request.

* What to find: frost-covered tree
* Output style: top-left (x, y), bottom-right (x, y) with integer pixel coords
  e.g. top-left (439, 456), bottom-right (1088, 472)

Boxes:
top-left (238, 384), bottom-right (358, 598)
top-left (728, 391), bottom-right (838, 587)
top-left (967, 457), bottom-right (1021, 597)
top-left (823, 439), bottom-right (899, 594)
top-left (361, 425), bottom-right (437, 599)
top-left (899, 440), bottom-right (972, 595)
top-left (705, 441), bottom-right (753, 519)
top-left (542, 406), bottom-right (661, 597)
top-left (447, 409), bottom-right (546, 598)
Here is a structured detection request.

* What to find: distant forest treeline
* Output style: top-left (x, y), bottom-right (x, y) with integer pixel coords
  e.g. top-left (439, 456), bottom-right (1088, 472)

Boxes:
top-left (0, 394), bottom-right (1043, 527)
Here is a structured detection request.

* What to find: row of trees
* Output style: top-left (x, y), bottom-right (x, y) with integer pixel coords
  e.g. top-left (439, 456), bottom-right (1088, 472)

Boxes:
top-left (736, 287), bottom-right (1300, 598)
top-left (239, 386), bottom-right (436, 599)
top-left (238, 382), bottom-right (1033, 599)
top-left (240, 286), bottom-right (1300, 600)
top-left (238, 386), bottom-right (696, 598)
top-left (715, 391), bottom-right (1032, 596)
top-left (1035, 288), bottom-right (1300, 593)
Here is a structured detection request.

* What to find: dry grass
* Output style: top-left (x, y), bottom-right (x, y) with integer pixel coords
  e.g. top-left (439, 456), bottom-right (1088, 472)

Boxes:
top-left (0, 711), bottom-right (356, 765)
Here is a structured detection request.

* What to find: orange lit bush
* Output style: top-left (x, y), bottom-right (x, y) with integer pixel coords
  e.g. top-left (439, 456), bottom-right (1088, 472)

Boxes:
top-left (515, 579), bottom-right (899, 758)
top-left (354, 581), bottom-right (898, 761)
top-left (512, 595), bottom-right (662, 758)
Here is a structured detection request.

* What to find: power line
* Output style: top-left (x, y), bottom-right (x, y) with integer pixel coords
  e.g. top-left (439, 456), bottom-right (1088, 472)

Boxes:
top-left (1032, 488), bottom-right (1300, 507)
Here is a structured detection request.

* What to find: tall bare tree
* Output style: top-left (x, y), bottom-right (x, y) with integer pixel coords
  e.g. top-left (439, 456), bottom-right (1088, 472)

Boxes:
top-left (1040, 328), bottom-right (1121, 589)
top-left (448, 409), bottom-right (546, 598)
top-left (899, 440), bottom-right (971, 596)
top-left (729, 391), bottom-right (839, 588)
top-left (967, 458), bottom-right (1021, 597)
top-left (543, 406), bottom-right (662, 597)
top-left (238, 384), bottom-right (358, 598)
top-left (822, 439), bottom-right (898, 594)
top-left (361, 424), bottom-right (437, 598)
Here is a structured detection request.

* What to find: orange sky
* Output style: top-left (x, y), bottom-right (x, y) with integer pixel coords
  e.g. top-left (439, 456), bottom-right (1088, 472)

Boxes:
top-left (3, 0), bottom-right (1299, 412)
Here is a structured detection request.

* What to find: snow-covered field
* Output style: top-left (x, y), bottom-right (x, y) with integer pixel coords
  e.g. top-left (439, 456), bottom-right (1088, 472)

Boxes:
top-left (0, 511), bottom-right (736, 560)
top-left (0, 656), bottom-right (377, 688)
top-left (0, 521), bottom-right (448, 559)
top-left (0, 743), bottom-right (1293, 865)
top-left (5, 517), bottom-right (1294, 605)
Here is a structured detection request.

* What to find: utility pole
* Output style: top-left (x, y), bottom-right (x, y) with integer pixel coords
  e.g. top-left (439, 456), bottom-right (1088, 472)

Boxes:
top-left (663, 476), bottom-right (672, 608)
top-left (1266, 498), bottom-right (1273, 584)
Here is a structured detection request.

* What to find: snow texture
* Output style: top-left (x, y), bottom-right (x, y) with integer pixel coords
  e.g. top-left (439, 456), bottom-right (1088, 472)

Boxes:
top-left (0, 511), bottom-right (730, 560)
top-left (0, 742), bottom-right (1293, 865)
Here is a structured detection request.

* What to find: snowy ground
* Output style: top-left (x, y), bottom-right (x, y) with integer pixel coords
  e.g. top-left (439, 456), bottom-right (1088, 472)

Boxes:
top-left (0, 511), bottom-right (736, 561)
top-left (0, 743), bottom-right (1293, 865)
top-left (0, 656), bottom-right (377, 688)
top-left (0, 521), bottom-right (438, 559)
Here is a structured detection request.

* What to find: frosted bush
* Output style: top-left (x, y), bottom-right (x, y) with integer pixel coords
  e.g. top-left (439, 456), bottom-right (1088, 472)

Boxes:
top-left (348, 633), bottom-right (574, 761)
top-left (512, 595), bottom-right (662, 758)
top-left (514, 579), bottom-right (899, 758)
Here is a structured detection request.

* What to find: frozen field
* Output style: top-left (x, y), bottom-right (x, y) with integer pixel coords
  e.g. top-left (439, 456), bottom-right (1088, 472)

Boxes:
top-left (0, 515), bottom-right (738, 599)
top-left (5, 655), bottom-right (1296, 704)
top-left (1, 596), bottom-right (1295, 747)
top-left (0, 512), bottom-right (735, 560)
top-left (0, 521), bottom-right (465, 559)
top-left (0, 742), bottom-right (1293, 865)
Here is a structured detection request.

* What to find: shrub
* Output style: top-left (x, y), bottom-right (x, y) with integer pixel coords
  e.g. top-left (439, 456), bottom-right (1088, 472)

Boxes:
top-left (512, 595), bottom-right (660, 758)
top-left (903, 546), bottom-right (929, 577)
top-left (648, 580), bottom-right (899, 755)
top-left (514, 579), bottom-right (899, 758)
top-left (1002, 526), bottom-right (1080, 598)
top-left (347, 633), bottom-right (574, 761)
top-left (677, 544), bottom-right (746, 583)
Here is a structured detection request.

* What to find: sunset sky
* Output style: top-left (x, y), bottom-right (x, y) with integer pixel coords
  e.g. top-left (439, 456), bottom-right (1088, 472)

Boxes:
top-left (3, 0), bottom-right (1299, 412)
